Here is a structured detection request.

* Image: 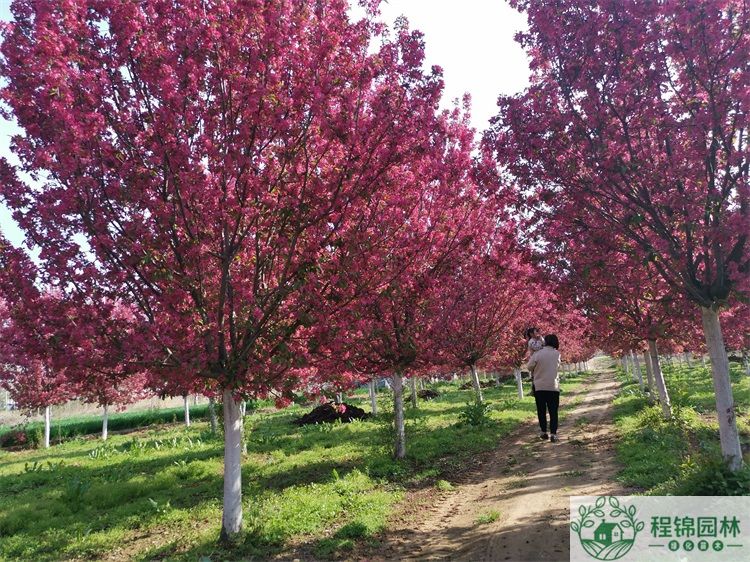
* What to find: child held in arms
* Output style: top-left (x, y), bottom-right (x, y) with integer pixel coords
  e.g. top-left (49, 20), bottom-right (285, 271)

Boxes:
top-left (525, 327), bottom-right (545, 357)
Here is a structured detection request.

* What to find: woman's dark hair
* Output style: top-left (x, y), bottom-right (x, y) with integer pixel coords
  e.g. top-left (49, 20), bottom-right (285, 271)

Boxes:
top-left (524, 327), bottom-right (538, 339)
top-left (544, 334), bottom-right (560, 350)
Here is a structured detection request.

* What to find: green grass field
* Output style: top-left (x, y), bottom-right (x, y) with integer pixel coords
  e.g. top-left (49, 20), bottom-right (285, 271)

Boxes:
top-left (613, 359), bottom-right (750, 495)
top-left (0, 373), bottom-right (586, 561)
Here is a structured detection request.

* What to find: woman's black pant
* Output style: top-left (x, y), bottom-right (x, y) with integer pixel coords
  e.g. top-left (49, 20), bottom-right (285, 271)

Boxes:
top-left (534, 390), bottom-right (560, 434)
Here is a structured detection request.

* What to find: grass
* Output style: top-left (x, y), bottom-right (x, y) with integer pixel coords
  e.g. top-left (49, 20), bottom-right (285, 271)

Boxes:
top-left (435, 479), bottom-right (455, 492)
top-left (613, 359), bottom-right (750, 494)
top-left (0, 398), bottom-right (279, 448)
top-left (0, 371), bottom-right (587, 560)
top-left (0, 404), bottom-right (211, 447)
top-left (475, 510), bottom-right (501, 525)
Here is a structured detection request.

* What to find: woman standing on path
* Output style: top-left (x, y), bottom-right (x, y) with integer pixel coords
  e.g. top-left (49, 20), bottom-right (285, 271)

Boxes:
top-left (528, 334), bottom-right (561, 442)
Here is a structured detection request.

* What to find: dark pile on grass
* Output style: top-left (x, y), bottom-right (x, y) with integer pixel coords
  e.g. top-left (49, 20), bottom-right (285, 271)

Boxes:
top-left (293, 402), bottom-right (369, 425)
top-left (459, 380), bottom-right (497, 390)
top-left (407, 389), bottom-right (440, 402)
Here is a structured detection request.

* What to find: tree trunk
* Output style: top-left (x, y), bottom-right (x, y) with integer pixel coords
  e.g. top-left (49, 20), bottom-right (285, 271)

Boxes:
top-left (183, 394), bottom-right (191, 427)
top-left (409, 377), bottom-right (418, 408)
top-left (44, 405), bottom-right (51, 449)
top-left (392, 372), bottom-right (406, 459)
top-left (470, 363), bottom-right (484, 403)
top-left (647, 339), bottom-right (672, 420)
top-left (336, 392), bottom-right (343, 404)
top-left (701, 354), bottom-right (707, 368)
top-left (701, 307), bottom-right (743, 471)
top-left (625, 349), bottom-right (638, 381)
top-left (631, 350), bottom-right (644, 390)
top-left (208, 396), bottom-right (218, 434)
top-left (369, 380), bottom-right (378, 415)
top-left (220, 388), bottom-right (243, 541)
top-left (102, 403), bottom-right (109, 441)
top-left (514, 367), bottom-right (524, 399)
top-left (684, 352), bottom-right (692, 367)
top-left (742, 351), bottom-right (750, 377)
top-left (643, 350), bottom-right (655, 399)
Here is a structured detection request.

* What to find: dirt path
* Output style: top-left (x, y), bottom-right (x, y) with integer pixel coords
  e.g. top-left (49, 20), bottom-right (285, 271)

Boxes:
top-left (377, 357), bottom-right (626, 561)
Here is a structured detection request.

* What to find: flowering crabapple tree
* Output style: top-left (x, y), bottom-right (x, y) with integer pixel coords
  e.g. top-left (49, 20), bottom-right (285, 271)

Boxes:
top-left (553, 237), bottom-right (693, 417)
top-left (490, 0), bottom-right (750, 469)
top-left (0, 305), bottom-right (76, 449)
top-left (316, 104), bottom-right (483, 459)
top-left (433, 232), bottom-right (539, 403)
top-left (0, 239), bottom-right (79, 448)
top-left (0, 0), bottom-right (468, 537)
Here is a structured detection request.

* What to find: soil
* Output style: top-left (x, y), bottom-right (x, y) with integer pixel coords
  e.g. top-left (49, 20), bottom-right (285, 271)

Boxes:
top-left (370, 357), bottom-right (628, 561)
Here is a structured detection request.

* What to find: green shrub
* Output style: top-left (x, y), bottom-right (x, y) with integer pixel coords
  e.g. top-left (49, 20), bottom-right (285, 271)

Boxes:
top-left (25, 426), bottom-right (44, 448)
top-left (458, 400), bottom-right (491, 427)
top-left (0, 427), bottom-right (27, 448)
top-left (652, 455), bottom-right (750, 496)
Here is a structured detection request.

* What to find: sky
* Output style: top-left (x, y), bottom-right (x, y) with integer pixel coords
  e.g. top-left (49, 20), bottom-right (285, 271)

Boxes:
top-left (0, 0), bottom-right (530, 249)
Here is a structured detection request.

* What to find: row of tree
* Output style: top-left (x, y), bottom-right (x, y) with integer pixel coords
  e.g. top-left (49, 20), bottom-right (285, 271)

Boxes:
top-left (0, 0), bottom-right (598, 541)
top-left (490, 0), bottom-right (750, 470)
top-left (2, 0), bottom-right (747, 543)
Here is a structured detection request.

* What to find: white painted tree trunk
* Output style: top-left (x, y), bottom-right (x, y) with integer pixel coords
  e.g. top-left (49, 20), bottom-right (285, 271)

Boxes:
top-left (742, 351), bottom-right (750, 377)
top-left (336, 392), bottom-right (343, 404)
top-left (221, 388), bottom-right (243, 540)
top-left (183, 395), bottom-right (191, 427)
top-left (684, 352), bottom-right (692, 367)
top-left (208, 396), bottom-right (218, 434)
top-left (44, 405), bottom-right (51, 449)
top-left (369, 380), bottom-right (378, 415)
top-left (392, 372), bottom-right (406, 459)
top-left (514, 368), bottom-right (524, 399)
top-left (701, 354), bottom-right (707, 368)
top-left (701, 307), bottom-right (743, 471)
top-left (470, 364), bottom-right (484, 403)
top-left (410, 377), bottom-right (418, 408)
top-left (621, 356), bottom-right (628, 375)
top-left (102, 404), bottom-right (109, 441)
top-left (647, 339), bottom-right (672, 420)
top-left (631, 350), bottom-right (644, 390)
top-left (643, 351), bottom-right (655, 398)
